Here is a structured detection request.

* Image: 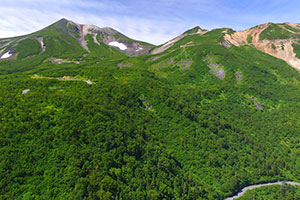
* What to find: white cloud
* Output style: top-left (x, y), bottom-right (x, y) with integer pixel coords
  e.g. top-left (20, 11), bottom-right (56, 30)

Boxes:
top-left (0, 1), bottom-right (191, 45)
top-left (2, 0), bottom-right (299, 45)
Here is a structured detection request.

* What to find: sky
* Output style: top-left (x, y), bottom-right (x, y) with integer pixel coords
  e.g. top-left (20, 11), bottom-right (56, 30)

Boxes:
top-left (0, 0), bottom-right (300, 45)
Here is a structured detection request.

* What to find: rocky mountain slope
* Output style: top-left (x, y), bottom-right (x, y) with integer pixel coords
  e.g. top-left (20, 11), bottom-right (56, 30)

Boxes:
top-left (224, 22), bottom-right (300, 71)
top-left (0, 18), bottom-right (153, 61)
top-left (150, 26), bottom-right (208, 54)
top-left (2, 19), bottom-right (300, 73)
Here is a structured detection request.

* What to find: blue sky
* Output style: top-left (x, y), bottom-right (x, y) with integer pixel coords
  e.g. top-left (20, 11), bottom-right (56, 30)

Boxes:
top-left (0, 0), bottom-right (299, 44)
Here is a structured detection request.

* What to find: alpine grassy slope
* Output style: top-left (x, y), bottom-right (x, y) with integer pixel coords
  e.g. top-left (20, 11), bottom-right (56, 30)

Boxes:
top-left (1, 19), bottom-right (300, 199)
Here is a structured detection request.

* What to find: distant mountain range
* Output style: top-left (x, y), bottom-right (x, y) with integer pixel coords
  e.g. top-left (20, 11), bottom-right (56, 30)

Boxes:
top-left (2, 19), bottom-right (300, 71)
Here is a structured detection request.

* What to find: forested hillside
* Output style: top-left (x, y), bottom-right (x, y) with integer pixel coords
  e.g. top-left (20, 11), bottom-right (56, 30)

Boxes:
top-left (1, 19), bottom-right (300, 199)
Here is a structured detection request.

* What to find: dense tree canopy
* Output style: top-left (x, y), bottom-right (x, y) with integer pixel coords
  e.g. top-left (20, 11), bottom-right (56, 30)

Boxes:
top-left (1, 21), bottom-right (300, 199)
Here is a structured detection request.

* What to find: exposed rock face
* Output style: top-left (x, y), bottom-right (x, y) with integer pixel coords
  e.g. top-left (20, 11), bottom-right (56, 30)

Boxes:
top-left (93, 35), bottom-right (100, 45)
top-left (35, 37), bottom-right (46, 52)
top-left (0, 39), bottom-right (14, 49)
top-left (66, 20), bottom-right (152, 56)
top-left (203, 55), bottom-right (225, 80)
top-left (224, 22), bottom-right (300, 71)
top-left (224, 23), bottom-right (270, 45)
top-left (255, 39), bottom-right (300, 71)
top-left (209, 63), bottom-right (225, 80)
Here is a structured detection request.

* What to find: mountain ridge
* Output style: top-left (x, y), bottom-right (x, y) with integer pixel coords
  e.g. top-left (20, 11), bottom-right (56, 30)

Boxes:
top-left (0, 18), bottom-right (154, 60)
top-left (2, 19), bottom-right (300, 70)
top-left (224, 22), bottom-right (300, 70)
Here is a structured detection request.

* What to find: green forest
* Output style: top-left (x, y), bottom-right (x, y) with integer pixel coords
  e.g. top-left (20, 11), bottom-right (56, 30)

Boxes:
top-left (1, 19), bottom-right (300, 199)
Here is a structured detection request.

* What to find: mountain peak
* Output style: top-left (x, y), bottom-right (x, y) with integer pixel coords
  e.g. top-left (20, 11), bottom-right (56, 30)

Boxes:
top-left (52, 19), bottom-right (119, 36)
top-left (53, 18), bottom-right (72, 26)
top-left (58, 18), bottom-right (69, 22)
top-left (0, 18), bottom-right (154, 60)
top-left (184, 26), bottom-right (206, 34)
top-left (151, 26), bottom-right (208, 54)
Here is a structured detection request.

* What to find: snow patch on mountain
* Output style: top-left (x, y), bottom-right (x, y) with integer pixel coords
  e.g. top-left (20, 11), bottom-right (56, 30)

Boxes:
top-left (136, 47), bottom-right (143, 52)
top-left (1, 51), bottom-right (12, 59)
top-left (109, 41), bottom-right (128, 50)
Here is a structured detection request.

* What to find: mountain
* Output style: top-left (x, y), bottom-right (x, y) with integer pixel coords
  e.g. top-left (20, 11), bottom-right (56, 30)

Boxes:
top-left (224, 22), bottom-right (300, 71)
top-left (0, 18), bottom-right (153, 61)
top-left (150, 26), bottom-right (208, 54)
top-left (2, 19), bottom-right (300, 199)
